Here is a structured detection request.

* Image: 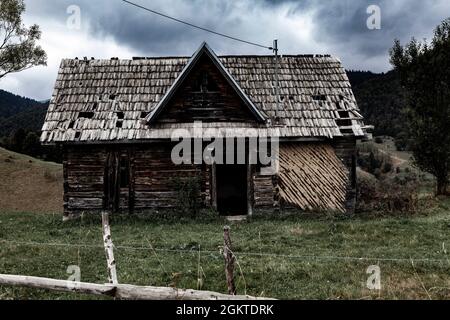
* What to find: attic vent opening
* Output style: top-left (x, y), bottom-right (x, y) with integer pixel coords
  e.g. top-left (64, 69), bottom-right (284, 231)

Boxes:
top-left (289, 95), bottom-right (294, 101)
top-left (68, 120), bottom-right (75, 129)
top-left (195, 72), bottom-right (218, 92)
top-left (92, 102), bottom-right (98, 111)
top-left (312, 94), bottom-right (326, 101)
top-left (109, 94), bottom-right (116, 100)
top-left (116, 120), bottom-right (123, 128)
top-left (116, 112), bottom-right (124, 119)
top-left (79, 112), bottom-right (94, 119)
top-left (75, 131), bottom-right (81, 139)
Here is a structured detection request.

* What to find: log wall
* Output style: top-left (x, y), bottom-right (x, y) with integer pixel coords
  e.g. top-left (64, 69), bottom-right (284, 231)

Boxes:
top-left (253, 173), bottom-right (276, 208)
top-left (62, 140), bottom-right (356, 217)
top-left (63, 143), bottom-right (208, 217)
top-left (64, 145), bottom-right (107, 216)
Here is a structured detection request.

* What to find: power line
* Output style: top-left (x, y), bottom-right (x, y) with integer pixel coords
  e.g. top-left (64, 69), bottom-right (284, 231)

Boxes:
top-left (120, 0), bottom-right (273, 50)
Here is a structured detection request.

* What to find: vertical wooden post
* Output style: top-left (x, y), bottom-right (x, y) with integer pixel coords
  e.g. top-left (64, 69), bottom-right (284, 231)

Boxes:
top-left (247, 162), bottom-right (253, 217)
top-left (223, 226), bottom-right (236, 295)
top-left (62, 145), bottom-right (70, 219)
top-left (211, 162), bottom-right (217, 210)
top-left (128, 147), bottom-right (135, 215)
top-left (102, 211), bottom-right (118, 284)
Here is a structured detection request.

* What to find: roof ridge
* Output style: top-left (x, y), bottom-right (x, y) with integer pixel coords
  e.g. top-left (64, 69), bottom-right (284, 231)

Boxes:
top-left (67, 54), bottom-right (336, 61)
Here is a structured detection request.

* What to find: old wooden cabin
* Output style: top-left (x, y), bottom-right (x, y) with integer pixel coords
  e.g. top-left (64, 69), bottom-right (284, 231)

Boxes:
top-left (41, 42), bottom-right (371, 218)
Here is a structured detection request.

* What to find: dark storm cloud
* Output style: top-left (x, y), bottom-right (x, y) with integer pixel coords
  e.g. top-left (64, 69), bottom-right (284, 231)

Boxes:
top-left (23, 0), bottom-right (450, 59)
top-left (25, 0), bottom-right (262, 56)
top-left (3, 0), bottom-right (449, 100)
top-left (287, 0), bottom-right (450, 58)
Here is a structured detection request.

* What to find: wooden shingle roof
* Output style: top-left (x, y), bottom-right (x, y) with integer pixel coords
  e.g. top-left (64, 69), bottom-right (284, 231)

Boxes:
top-left (41, 43), bottom-right (366, 144)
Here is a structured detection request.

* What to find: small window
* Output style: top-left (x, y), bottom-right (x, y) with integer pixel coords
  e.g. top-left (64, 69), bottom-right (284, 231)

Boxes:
top-left (195, 72), bottom-right (218, 92)
top-left (119, 155), bottom-right (129, 188)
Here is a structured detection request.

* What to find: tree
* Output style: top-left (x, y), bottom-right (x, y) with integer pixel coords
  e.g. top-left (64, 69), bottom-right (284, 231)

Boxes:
top-left (10, 127), bottom-right (25, 152)
top-left (22, 131), bottom-right (41, 156)
top-left (0, 0), bottom-right (46, 79)
top-left (389, 18), bottom-right (450, 195)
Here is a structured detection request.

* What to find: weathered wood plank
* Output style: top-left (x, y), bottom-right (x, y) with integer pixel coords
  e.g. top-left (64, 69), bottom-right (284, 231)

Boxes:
top-left (0, 274), bottom-right (273, 300)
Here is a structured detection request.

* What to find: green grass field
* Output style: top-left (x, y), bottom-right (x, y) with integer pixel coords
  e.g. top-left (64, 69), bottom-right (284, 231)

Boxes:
top-left (1, 199), bottom-right (450, 300)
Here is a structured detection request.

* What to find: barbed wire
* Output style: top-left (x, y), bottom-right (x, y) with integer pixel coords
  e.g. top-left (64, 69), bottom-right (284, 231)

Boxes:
top-left (1, 239), bottom-right (448, 264)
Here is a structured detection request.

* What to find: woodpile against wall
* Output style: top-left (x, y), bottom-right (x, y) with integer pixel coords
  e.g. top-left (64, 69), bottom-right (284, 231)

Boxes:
top-left (278, 143), bottom-right (349, 213)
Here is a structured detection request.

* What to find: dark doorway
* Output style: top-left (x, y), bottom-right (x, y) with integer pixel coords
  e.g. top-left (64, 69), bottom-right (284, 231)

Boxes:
top-left (216, 164), bottom-right (247, 216)
top-left (104, 150), bottom-right (133, 213)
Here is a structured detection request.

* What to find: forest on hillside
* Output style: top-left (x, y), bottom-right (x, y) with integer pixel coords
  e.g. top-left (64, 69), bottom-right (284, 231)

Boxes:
top-left (0, 89), bottom-right (60, 162)
top-left (346, 70), bottom-right (410, 150)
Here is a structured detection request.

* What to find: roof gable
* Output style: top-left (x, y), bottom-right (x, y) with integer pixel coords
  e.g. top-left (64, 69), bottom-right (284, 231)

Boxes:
top-left (145, 42), bottom-right (266, 124)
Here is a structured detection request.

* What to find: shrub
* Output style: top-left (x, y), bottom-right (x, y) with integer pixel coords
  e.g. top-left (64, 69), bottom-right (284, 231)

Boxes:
top-left (356, 169), bottom-right (419, 214)
top-left (382, 162), bottom-right (393, 173)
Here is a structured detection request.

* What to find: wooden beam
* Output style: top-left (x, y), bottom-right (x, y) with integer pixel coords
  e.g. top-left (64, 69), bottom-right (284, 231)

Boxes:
top-left (247, 162), bottom-right (253, 216)
top-left (102, 211), bottom-right (118, 284)
top-left (0, 274), bottom-right (272, 300)
top-left (211, 162), bottom-right (217, 210)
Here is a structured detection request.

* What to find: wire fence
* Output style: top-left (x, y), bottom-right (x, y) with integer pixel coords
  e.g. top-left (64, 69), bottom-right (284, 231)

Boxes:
top-left (1, 239), bottom-right (449, 264)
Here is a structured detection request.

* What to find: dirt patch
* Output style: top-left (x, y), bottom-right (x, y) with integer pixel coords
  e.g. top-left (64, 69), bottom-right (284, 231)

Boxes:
top-left (0, 147), bottom-right (63, 214)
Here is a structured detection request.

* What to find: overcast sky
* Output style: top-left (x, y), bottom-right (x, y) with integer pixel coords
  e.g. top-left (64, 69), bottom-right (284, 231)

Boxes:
top-left (1, 0), bottom-right (450, 100)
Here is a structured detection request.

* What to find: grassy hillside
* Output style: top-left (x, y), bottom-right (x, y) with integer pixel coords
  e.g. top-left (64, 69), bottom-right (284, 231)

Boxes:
top-left (0, 147), bottom-right (62, 214)
top-left (0, 144), bottom-right (448, 299)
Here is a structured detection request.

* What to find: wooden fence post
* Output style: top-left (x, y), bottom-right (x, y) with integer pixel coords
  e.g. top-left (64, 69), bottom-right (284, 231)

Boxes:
top-left (102, 211), bottom-right (118, 284)
top-left (223, 226), bottom-right (236, 295)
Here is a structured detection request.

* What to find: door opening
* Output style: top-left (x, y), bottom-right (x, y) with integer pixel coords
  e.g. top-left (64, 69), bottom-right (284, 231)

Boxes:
top-left (216, 164), bottom-right (247, 216)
